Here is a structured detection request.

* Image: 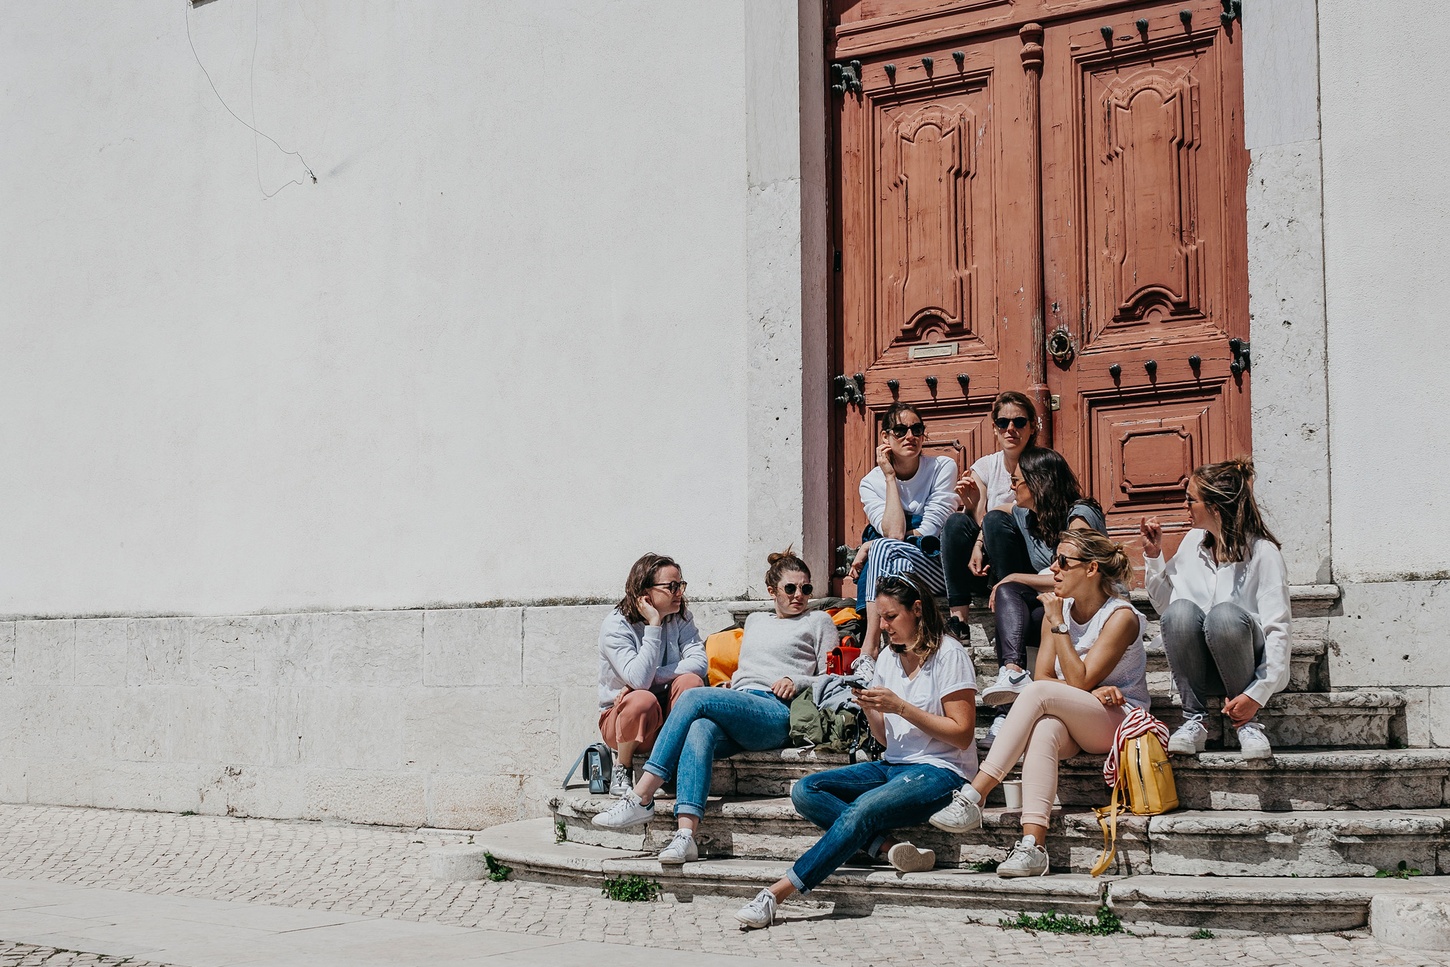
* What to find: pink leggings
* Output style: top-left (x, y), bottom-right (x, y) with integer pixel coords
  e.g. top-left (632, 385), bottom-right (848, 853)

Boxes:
top-left (978, 680), bottom-right (1126, 829)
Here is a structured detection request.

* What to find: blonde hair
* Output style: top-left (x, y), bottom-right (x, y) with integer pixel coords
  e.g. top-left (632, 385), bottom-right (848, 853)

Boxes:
top-left (1057, 530), bottom-right (1132, 597)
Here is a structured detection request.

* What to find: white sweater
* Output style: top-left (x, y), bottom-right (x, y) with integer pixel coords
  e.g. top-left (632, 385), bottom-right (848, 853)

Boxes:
top-left (859, 455), bottom-right (960, 538)
top-left (1144, 529), bottom-right (1292, 707)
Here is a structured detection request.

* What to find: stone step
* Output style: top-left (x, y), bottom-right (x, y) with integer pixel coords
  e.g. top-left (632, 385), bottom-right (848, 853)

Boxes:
top-left (551, 792), bottom-right (1450, 878)
top-left (708, 746), bottom-right (1450, 811)
top-left (436, 816), bottom-right (1450, 934)
top-left (971, 635), bottom-right (1329, 694)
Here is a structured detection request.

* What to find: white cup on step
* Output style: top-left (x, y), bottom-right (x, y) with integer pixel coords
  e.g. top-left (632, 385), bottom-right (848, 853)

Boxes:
top-left (1001, 779), bottom-right (1023, 809)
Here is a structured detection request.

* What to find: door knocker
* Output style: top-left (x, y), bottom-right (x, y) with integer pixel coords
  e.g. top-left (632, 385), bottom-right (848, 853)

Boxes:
top-left (1047, 326), bottom-right (1076, 366)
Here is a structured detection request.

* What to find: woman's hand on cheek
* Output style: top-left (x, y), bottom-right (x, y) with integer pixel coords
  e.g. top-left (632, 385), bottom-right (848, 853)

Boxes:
top-left (636, 596), bottom-right (662, 627)
top-left (1037, 591), bottom-right (1065, 624)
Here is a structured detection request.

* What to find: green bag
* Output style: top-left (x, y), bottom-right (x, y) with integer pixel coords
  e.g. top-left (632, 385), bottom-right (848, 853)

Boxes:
top-left (788, 690), bottom-right (884, 758)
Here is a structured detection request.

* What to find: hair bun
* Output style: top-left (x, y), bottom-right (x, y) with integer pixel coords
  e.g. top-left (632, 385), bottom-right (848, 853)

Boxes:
top-left (766, 545), bottom-right (796, 566)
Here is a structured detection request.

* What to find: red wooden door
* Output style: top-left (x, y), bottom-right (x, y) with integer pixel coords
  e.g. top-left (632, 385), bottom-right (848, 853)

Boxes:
top-left (1041, 0), bottom-right (1252, 556)
top-left (829, 0), bottom-right (1251, 577)
top-left (832, 29), bottom-right (1043, 549)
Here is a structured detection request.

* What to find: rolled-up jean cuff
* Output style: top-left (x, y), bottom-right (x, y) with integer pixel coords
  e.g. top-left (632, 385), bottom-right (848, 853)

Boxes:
top-left (672, 801), bottom-right (705, 820)
top-left (786, 869), bottom-right (808, 894)
top-left (641, 763), bottom-right (671, 782)
top-left (867, 834), bottom-right (887, 858)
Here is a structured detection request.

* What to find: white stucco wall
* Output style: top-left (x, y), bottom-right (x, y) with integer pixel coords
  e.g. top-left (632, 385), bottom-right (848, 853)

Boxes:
top-left (1, 1), bottom-right (763, 617)
top-left (1320, 0), bottom-right (1450, 582)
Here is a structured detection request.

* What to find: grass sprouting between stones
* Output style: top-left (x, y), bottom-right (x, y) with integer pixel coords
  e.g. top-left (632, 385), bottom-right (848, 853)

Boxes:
top-left (1190, 928), bottom-right (1215, 940)
top-left (1376, 860), bottom-right (1423, 879)
top-left (483, 852), bottom-right (512, 882)
top-left (601, 874), bottom-right (663, 902)
top-left (999, 906), bottom-right (1123, 936)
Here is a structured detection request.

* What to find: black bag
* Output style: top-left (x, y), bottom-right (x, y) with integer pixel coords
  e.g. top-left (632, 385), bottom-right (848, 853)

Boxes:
top-left (562, 742), bottom-right (614, 795)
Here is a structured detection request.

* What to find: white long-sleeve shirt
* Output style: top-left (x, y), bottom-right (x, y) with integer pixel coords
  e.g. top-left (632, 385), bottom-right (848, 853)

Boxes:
top-left (859, 455), bottom-right (960, 538)
top-left (1143, 529), bottom-right (1292, 707)
top-left (597, 610), bottom-right (709, 709)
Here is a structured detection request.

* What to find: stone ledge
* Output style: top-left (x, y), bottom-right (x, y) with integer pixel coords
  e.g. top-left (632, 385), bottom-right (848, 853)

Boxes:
top-left (1371, 893), bottom-right (1450, 951)
top-left (446, 816), bottom-right (1450, 934)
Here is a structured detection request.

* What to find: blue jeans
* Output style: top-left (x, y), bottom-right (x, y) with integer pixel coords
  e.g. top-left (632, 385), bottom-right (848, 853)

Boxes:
top-left (787, 760), bottom-right (961, 893)
top-left (640, 687), bottom-right (791, 819)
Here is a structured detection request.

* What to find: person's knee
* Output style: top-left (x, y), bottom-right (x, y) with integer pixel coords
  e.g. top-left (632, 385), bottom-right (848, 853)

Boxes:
top-left (941, 513), bottom-right (978, 550)
top-left (1161, 599), bottom-right (1205, 641)
top-left (790, 775), bottom-right (822, 812)
top-left (615, 689), bottom-right (662, 722)
top-left (983, 508), bottom-right (1015, 540)
top-left (1204, 603), bottom-right (1254, 648)
top-left (673, 673), bottom-right (706, 692)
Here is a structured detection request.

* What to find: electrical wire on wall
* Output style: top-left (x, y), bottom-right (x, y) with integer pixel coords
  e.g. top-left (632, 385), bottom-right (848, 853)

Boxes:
top-left (185, 0), bottom-right (317, 199)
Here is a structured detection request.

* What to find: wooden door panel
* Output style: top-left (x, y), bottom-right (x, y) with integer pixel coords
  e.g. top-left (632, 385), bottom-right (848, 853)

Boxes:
top-left (837, 35), bottom-right (1036, 544)
top-left (1042, 0), bottom-right (1250, 543)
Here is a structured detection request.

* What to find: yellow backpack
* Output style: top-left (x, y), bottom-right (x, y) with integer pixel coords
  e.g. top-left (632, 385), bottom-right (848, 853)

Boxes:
top-left (1090, 713), bottom-right (1178, 877)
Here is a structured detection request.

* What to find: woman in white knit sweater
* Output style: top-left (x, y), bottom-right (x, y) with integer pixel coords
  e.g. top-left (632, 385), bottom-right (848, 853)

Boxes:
top-left (592, 549), bottom-right (839, 866)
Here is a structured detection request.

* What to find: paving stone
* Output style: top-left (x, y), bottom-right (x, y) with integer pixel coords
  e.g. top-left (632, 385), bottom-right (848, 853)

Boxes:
top-left (0, 803), bottom-right (1441, 967)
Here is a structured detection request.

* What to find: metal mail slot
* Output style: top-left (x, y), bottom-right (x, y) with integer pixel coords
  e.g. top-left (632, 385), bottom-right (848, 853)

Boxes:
top-left (908, 342), bottom-right (958, 360)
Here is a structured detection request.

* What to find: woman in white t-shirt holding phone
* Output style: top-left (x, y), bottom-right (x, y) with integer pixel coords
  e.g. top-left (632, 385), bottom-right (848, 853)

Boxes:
top-left (732, 573), bottom-right (977, 929)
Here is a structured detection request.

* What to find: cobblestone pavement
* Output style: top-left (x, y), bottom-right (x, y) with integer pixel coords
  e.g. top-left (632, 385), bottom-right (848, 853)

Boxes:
top-left (0, 804), bottom-right (1445, 966)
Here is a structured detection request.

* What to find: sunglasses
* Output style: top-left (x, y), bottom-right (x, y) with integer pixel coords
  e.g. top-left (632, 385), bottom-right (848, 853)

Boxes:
top-left (649, 581), bottom-right (688, 594)
top-left (1054, 554), bottom-right (1087, 569)
top-left (888, 422), bottom-right (926, 439)
top-left (994, 416), bottom-right (1030, 430)
top-left (778, 583), bottom-right (813, 596)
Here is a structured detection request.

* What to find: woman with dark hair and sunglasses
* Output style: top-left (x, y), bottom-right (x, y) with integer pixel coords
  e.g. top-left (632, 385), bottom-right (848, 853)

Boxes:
top-left (974, 448), bottom-right (1107, 749)
top-left (594, 549), bottom-right (838, 866)
top-left (939, 391), bottom-right (1038, 631)
top-left (929, 531), bottom-right (1147, 879)
top-left (846, 402), bottom-right (960, 676)
top-left (1141, 458), bottom-right (1290, 761)
top-left (733, 573), bottom-right (976, 929)
top-left (597, 553), bottom-right (709, 796)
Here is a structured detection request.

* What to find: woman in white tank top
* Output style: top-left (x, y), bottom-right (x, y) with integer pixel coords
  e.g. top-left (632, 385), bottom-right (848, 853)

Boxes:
top-left (926, 530), bottom-right (1149, 879)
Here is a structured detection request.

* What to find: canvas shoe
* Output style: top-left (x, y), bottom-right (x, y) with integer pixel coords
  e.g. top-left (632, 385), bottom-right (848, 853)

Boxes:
top-left (591, 790), bottom-right (654, 829)
top-left (980, 666), bottom-right (1032, 706)
top-left (609, 764), bottom-right (633, 797)
top-left (928, 785), bottom-right (983, 833)
top-left (996, 836), bottom-right (1049, 877)
top-left (657, 829), bottom-right (698, 865)
top-left (1167, 714), bottom-right (1208, 755)
top-left (1236, 721), bottom-right (1274, 761)
top-left (734, 888), bottom-right (777, 929)
top-left (851, 653), bottom-right (876, 683)
top-left (887, 841), bottom-right (936, 873)
top-left (978, 713), bottom-right (1007, 751)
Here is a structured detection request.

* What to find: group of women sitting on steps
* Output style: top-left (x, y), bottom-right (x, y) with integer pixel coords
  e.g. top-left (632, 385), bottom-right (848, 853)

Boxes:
top-left (591, 391), bottom-right (1291, 930)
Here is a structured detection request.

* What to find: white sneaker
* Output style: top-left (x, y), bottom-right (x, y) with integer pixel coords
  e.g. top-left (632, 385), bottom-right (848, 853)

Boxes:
top-left (1167, 714), bottom-right (1208, 755)
top-left (979, 713), bottom-right (1007, 751)
top-left (851, 654), bottom-right (877, 682)
top-left (734, 888), bottom-right (777, 929)
top-left (591, 790), bottom-right (654, 829)
top-left (658, 829), bottom-right (698, 865)
top-left (997, 836), bottom-right (1049, 877)
top-left (609, 764), bottom-right (632, 797)
top-left (980, 666), bottom-right (1032, 706)
top-left (928, 785), bottom-right (982, 833)
top-left (887, 841), bottom-right (936, 873)
top-left (1236, 721), bottom-right (1274, 761)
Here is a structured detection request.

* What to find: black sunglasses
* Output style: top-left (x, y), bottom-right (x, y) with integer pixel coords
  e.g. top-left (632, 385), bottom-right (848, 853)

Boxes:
top-left (888, 422), bottom-right (926, 439)
top-left (994, 416), bottom-right (1030, 430)
top-left (649, 580), bottom-right (688, 593)
top-left (1054, 554), bottom-right (1087, 569)
top-left (778, 583), bottom-right (813, 596)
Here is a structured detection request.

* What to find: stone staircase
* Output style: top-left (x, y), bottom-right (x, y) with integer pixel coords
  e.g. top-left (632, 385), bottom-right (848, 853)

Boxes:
top-left (433, 587), bottom-right (1450, 934)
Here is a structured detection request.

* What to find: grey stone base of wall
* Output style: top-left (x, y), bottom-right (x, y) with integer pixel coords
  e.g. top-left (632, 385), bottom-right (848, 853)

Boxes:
top-left (1, 579), bottom-right (1448, 828)
top-left (0, 599), bottom-right (737, 829)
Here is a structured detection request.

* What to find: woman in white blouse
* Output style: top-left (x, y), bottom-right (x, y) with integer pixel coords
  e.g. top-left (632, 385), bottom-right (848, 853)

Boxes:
top-left (1140, 458), bottom-right (1291, 761)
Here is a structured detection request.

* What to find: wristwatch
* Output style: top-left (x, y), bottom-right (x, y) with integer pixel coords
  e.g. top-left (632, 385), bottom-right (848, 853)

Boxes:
top-left (1050, 622), bottom-right (1070, 635)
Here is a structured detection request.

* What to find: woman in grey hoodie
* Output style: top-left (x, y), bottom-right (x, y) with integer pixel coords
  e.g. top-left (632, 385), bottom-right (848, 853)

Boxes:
top-left (597, 553), bottom-right (708, 796)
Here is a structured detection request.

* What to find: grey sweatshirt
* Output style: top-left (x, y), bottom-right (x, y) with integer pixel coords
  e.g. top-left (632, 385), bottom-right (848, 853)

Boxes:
top-left (597, 610), bottom-right (709, 709)
top-left (731, 610), bottom-right (839, 694)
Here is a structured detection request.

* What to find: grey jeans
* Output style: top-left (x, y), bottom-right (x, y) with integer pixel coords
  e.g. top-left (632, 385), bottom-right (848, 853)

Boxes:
top-left (1160, 599), bottom-right (1265, 717)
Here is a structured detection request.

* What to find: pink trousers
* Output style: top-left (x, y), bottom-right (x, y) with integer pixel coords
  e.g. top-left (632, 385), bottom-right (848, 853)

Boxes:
top-left (978, 680), bottom-right (1125, 828)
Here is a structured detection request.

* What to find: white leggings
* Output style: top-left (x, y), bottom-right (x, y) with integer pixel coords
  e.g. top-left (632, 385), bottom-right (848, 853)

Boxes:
top-left (977, 680), bottom-right (1126, 828)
